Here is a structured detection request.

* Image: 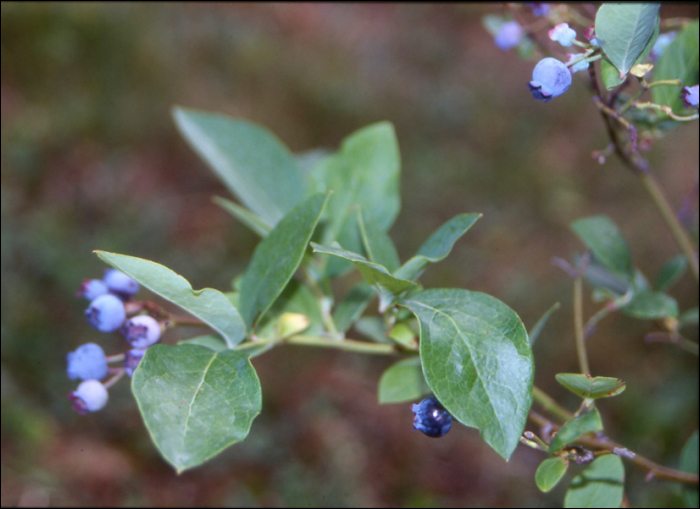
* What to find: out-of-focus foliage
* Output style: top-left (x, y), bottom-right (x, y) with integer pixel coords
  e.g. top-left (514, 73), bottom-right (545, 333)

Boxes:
top-left (1, 3), bottom-right (697, 506)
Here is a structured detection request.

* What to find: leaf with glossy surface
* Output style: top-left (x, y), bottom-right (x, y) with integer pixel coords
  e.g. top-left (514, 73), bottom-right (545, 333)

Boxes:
top-left (570, 215), bottom-right (633, 281)
top-left (213, 196), bottom-right (272, 238)
top-left (601, 58), bottom-right (626, 90)
top-left (394, 213), bottom-right (482, 281)
top-left (178, 335), bottom-right (228, 352)
top-left (564, 454), bottom-right (625, 508)
top-left (96, 251), bottom-right (246, 348)
top-left (655, 254), bottom-right (687, 292)
top-left (311, 242), bottom-right (416, 311)
top-left (378, 357), bottom-right (431, 404)
top-left (549, 408), bottom-right (603, 452)
top-left (402, 289), bottom-right (533, 460)
top-left (536, 457), bottom-right (569, 493)
top-left (529, 302), bottom-right (561, 346)
top-left (357, 208), bottom-right (400, 272)
top-left (173, 107), bottom-right (305, 226)
top-left (240, 193), bottom-right (329, 329)
top-left (556, 374), bottom-right (626, 399)
top-left (132, 344), bottom-right (262, 473)
top-left (620, 290), bottom-right (678, 319)
top-left (680, 431), bottom-right (699, 508)
top-left (653, 21), bottom-right (700, 115)
top-left (595, 4), bottom-right (660, 75)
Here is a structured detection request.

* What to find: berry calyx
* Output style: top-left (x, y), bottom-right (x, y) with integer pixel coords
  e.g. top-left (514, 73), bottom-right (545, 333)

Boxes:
top-left (68, 379), bottom-right (109, 414)
top-left (121, 315), bottom-right (161, 348)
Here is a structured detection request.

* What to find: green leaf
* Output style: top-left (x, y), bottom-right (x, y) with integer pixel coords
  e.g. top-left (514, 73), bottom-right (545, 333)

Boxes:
top-left (388, 322), bottom-right (419, 350)
top-left (311, 242), bottom-right (416, 312)
top-left (620, 290), bottom-right (678, 319)
top-left (402, 289), bottom-right (534, 460)
top-left (653, 21), bottom-right (700, 115)
top-left (132, 344), bottom-right (262, 473)
top-left (354, 317), bottom-right (391, 343)
top-left (310, 122), bottom-right (401, 276)
top-left (570, 215), bottom-right (633, 281)
top-left (394, 213), bottom-right (482, 281)
top-left (173, 107), bottom-right (305, 227)
top-left (255, 279), bottom-right (325, 340)
top-left (95, 251), bottom-right (246, 348)
top-left (357, 208), bottom-right (400, 273)
top-left (213, 196), bottom-right (272, 238)
top-left (564, 454), bottom-right (625, 508)
top-left (333, 283), bottom-right (375, 333)
top-left (178, 334), bottom-right (228, 352)
top-left (680, 431), bottom-right (699, 508)
top-left (556, 374), bottom-right (626, 400)
top-left (378, 357), bottom-right (431, 404)
top-left (529, 302), bottom-right (561, 346)
top-left (549, 408), bottom-right (604, 452)
top-left (240, 193), bottom-right (329, 329)
top-left (601, 58), bottom-right (627, 90)
top-left (655, 254), bottom-right (687, 292)
top-left (595, 4), bottom-right (660, 75)
top-left (536, 457), bottom-right (569, 493)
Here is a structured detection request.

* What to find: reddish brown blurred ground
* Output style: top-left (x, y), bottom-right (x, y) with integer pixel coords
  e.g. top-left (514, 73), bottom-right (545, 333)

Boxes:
top-left (1, 3), bottom-right (698, 507)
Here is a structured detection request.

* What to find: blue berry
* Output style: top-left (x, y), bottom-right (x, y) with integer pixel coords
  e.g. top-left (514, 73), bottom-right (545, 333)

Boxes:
top-left (681, 85), bottom-right (699, 109)
top-left (76, 279), bottom-right (109, 300)
top-left (494, 21), bottom-right (523, 51)
top-left (66, 343), bottom-right (108, 381)
top-left (85, 294), bottom-right (126, 333)
top-left (549, 23), bottom-right (577, 47)
top-left (68, 379), bottom-right (109, 414)
top-left (103, 269), bottom-right (139, 297)
top-left (124, 348), bottom-right (147, 377)
top-left (121, 315), bottom-right (161, 348)
top-left (528, 58), bottom-right (572, 102)
top-left (411, 396), bottom-right (452, 438)
top-left (526, 3), bottom-right (550, 17)
top-left (650, 32), bottom-right (676, 61)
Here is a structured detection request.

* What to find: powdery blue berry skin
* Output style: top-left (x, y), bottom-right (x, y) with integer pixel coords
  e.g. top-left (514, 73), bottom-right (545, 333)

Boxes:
top-left (121, 315), bottom-right (161, 349)
top-left (528, 58), bottom-right (572, 102)
top-left (549, 23), bottom-right (577, 47)
top-left (494, 21), bottom-right (523, 51)
top-left (66, 343), bottom-right (108, 381)
top-left (103, 269), bottom-right (139, 297)
top-left (411, 396), bottom-right (452, 438)
top-left (85, 294), bottom-right (126, 333)
top-left (124, 348), bottom-right (147, 377)
top-left (68, 379), bottom-right (109, 414)
top-left (566, 53), bottom-right (589, 73)
top-left (76, 279), bottom-right (109, 300)
top-left (681, 85), bottom-right (699, 108)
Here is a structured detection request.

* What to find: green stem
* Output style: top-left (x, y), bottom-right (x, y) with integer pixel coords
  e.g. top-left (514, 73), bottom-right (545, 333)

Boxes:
top-left (532, 386), bottom-right (573, 423)
top-left (633, 101), bottom-right (699, 122)
top-left (574, 278), bottom-right (591, 375)
top-left (639, 172), bottom-right (700, 283)
top-left (235, 334), bottom-right (400, 355)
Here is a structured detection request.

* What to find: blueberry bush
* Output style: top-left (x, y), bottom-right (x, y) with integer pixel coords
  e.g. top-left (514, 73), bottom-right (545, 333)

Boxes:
top-left (52, 3), bottom-right (698, 506)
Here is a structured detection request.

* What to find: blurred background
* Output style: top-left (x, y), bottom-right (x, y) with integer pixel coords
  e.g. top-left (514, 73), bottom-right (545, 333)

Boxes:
top-left (1, 3), bottom-right (698, 507)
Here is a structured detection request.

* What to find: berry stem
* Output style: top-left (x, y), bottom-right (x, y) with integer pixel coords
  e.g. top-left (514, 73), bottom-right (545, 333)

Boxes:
top-left (102, 369), bottom-right (125, 390)
top-left (573, 277), bottom-right (591, 375)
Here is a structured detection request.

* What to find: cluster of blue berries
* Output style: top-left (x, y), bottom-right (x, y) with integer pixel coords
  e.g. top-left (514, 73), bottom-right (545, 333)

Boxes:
top-left (68, 269), bottom-right (162, 414)
top-left (411, 396), bottom-right (453, 438)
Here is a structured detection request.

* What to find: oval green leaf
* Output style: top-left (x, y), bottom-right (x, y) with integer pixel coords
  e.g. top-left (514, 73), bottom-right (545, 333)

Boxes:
top-left (240, 193), bottom-right (329, 330)
top-left (564, 454), bottom-right (625, 508)
top-left (549, 408), bottom-right (604, 452)
top-left (620, 290), bottom-right (678, 319)
top-left (212, 196), bottom-right (272, 238)
top-left (652, 21), bottom-right (700, 115)
top-left (654, 254), bottom-right (687, 292)
top-left (333, 283), bottom-right (375, 333)
top-left (394, 213), bottom-right (482, 281)
top-left (357, 208), bottom-right (401, 273)
top-left (570, 215), bottom-right (633, 281)
top-left (95, 251), bottom-right (246, 348)
top-left (536, 456), bottom-right (569, 493)
top-left (132, 344), bottom-right (262, 473)
top-left (595, 4), bottom-right (660, 75)
top-left (402, 289), bottom-right (534, 460)
top-left (378, 357), bottom-right (431, 404)
top-left (556, 374), bottom-right (626, 399)
top-left (680, 431), bottom-right (699, 508)
top-left (173, 107), bottom-right (305, 227)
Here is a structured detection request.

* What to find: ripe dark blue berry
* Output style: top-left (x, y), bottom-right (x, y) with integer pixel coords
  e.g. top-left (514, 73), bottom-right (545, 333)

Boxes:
top-left (411, 396), bottom-right (452, 438)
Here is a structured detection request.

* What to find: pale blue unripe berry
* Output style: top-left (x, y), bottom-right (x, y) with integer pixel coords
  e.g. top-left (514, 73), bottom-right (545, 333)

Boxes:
top-left (103, 269), bottom-right (139, 297)
top-left (85, 294), bottom-right (126, 333)
top-left (67, 343), bottom-right (108, 381)
top-left (68, 379), bottom-right (109, 414)
top-left (121, 315), bottom-right (161, 349)
top-left (528, 58), bottom-right (572, 102)
top-left (76, 279), bottom-right (109, 300)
